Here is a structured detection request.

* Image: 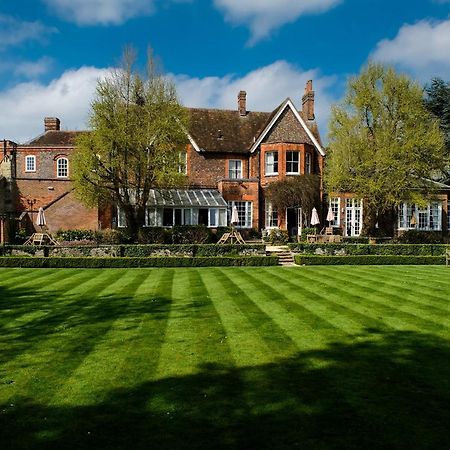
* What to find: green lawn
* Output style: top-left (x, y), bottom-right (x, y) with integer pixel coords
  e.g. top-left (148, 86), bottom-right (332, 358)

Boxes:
top-left (1, 266), bottom-right (450, 449)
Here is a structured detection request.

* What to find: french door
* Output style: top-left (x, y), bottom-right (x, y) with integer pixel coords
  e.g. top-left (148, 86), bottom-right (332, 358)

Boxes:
top-left (345, 199), bottom-right (362, 236)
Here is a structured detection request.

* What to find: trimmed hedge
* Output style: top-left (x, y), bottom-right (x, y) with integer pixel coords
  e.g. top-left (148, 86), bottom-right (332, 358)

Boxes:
top-left (288, 243), bottom-right (448, 256)
top-left (294, 254), bottom-right (445, 266)
top-left (0, 256), bottom-right (278, 268)
top-left (0, 244), bottom-right (266, 258)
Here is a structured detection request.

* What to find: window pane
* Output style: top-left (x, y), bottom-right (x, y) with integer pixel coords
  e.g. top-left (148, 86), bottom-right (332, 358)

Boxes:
top-left (117, 207), bottom-right (126, 228)
top-left (163, 208), bottom-right (173, 227)
top-left (286, 151), bottom-right (299, 173)
top-left (174, 209), bottom-right (182, 226)
top-left (265, 202), bottom-right (278, 227)
top-left (305, 153), bottom-right (311, 174)
top-left (26, 156), bottom-right (35, 172)
top-left (209, 208), bottom-right (217, 227)
top-left (219, 209), bottom-right (227, 226)
top-left (57, 158), bottom-right (68, 177)
top-left (265, 152), bottom-right (278, 174)
top-left (229, 160), bottom-right (242, 179)
top-left (330, 198), bottom-right (340, 227)
top-left (228, 201), bottom-right (252, 228)
top-left (184, 209), bottom-right (192, 225)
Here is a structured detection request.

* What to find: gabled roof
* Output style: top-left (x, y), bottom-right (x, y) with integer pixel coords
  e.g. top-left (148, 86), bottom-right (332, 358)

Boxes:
top-left (249, 98), bottom-right (325, 156)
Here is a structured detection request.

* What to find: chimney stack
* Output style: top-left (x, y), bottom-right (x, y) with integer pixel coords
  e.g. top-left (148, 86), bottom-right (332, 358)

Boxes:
top-left (44, 117), bottom-right (60, 132)
top-left (302, 80), bottom-right (315, 121)
top-left (238, 90), bottom-right (247, 116)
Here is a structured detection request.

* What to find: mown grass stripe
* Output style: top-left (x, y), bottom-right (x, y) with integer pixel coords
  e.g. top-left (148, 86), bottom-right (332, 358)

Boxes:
top-left (326, 266), bottom-right (450, 317)
top-left (263, 268), bottom-right (401, 333)
top-left (51, 270), bottom-right (160, 405)
top-left (1, 270), bottom-right (131, 405)
top-left (0, 270), bottom-right (107, 330)
top-left (315, 267), bottom-right (450, 333)
top-left (283, 268), bottom-right (443, 334)
top-left (223, 269), bottom-right (308, 358)
top-left (202, 268), bottom-right (274, 367)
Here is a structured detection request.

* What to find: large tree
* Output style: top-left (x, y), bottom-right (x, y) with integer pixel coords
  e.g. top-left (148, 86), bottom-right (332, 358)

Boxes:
top-left (326, 63), bottom-right (446, 236)
top-left (425, 78), bottom-right (450, 176)
top-left (73, 49), bottom-right (189, 238)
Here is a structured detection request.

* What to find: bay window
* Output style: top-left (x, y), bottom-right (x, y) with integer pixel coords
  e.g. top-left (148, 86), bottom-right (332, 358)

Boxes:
top-left (265, 151), bottom-right (278, 175)
top-left (286, 151), bottom-right (299, 174)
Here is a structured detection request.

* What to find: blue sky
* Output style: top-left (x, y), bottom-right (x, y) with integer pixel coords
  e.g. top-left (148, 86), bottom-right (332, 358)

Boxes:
top-left (1, 0), bottom-right (449, 142)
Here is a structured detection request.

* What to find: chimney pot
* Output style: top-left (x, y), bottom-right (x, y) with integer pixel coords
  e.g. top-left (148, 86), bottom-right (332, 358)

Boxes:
top-left (44, 117), bottom-right (60, 132)
top-left (302, 80), bottom-right (315, 121)
top-left (238, 90), bottom-right (247, 116)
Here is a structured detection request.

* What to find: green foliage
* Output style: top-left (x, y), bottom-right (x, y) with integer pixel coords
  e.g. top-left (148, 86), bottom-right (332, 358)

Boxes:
top-left (265, 175), bottom-right (320, 225)
top-left (294, 254), bottom-right (444, 265)
top-left (425, 78), bottom-right (450, 158)
top-left (0, 256), bottom-right (278, 268)
top-left (137, 227), bottom-right (169, 244)
top-left (395, 230), bottom-right (446, 244)
top-left (171, 225), bottom-right (213, 244)
top-left (263, 228), bottom-right (290, 244)
top-left (288, 243), bottom-right (447, 256)
top-left (55, 229), bottom-right (98, 242)
top-left (326, 63), bottom-right (447, 235)
top-left (300, 227), bottom-right (318, 242)
top-left (72, 48), bottom-right (189, 236)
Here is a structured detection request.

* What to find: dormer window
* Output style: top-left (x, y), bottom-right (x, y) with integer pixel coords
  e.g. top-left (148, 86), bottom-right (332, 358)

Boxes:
top-left (57, 157), bottom-right (69, 178)
top-left (229, 160), bottom-right (243, 179)
top-left (265, 151), bottom-right (278, 175)
top-left (25, 155), bottom-right (36, 172)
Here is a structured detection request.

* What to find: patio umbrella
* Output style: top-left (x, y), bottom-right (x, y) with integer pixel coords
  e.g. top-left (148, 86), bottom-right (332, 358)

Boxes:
top-left (326, 206), bottom-right (334, 223)
top-left (311, 207), bottom-right (320, 226)
top-left (410, 212), bottom-right (417, 227)
top-left (36, 207), bottom-right (46, 229)
top-left (231, 205), bottom-right (239, 225)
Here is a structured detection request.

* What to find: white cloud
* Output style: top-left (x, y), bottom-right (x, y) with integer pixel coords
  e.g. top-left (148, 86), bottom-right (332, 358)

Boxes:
top-left (0, 14), bottom-right (57, 50)
top-left (0, 67), bottom-right (109, 143)
top-left (371, 18), bottom-right (450, 80)
top-left (173, 60), bottom-right (338, 136)
top-left (0, 61), bottom-right (337, 143)
top-left (0, 57), bottom-right (53, 79)
top-left (43, 0), bottom-right (155, 25)
top-left (213, 0), bottom-right (342, 44)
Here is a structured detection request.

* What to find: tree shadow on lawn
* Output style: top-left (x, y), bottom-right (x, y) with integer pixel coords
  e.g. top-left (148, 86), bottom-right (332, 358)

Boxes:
top-left (1, 329), bottom-right (450, 450)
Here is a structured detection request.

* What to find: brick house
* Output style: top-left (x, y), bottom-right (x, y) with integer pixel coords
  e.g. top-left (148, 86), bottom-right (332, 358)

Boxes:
top-left (0, 81), bottom-right (326, 241)
top-left (1, 79), bottom-right (449, 242)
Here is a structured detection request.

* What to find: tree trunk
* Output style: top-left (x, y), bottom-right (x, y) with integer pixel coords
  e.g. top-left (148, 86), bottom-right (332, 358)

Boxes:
top-left (378, 207), bottom-right (396, 237)
top-left (361, 202), bottom-right (377, 236)
top-left (123, 204), bottom-right (146, 242)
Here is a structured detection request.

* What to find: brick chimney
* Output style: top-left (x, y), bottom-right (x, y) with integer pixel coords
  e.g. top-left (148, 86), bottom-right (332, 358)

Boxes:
top-left (302, 80), bottom-right (315, 121)
top-left (238, 90), bottom-right (247, 116)
top-left (44, 117), bottom-right (60, 132)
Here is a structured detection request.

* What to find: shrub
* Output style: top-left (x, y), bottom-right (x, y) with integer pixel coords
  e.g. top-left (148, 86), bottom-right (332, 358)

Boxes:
top-left (0, 255), bottom-right (278, 268)
top-left (294, 254), bottom-right (445, 265)
top-left (300, 227), bottom-right (318, 242)
top-left (98, 229), bottom-right (127, 244)
top-left (171, 225), bottom-right (212, 244)
top-left (137, 227), bottom-right (169, 244)
top-left (395, 230), bottom-right (445, 244)
top-left (55, 229), bottom-right (98, 242)
top-left (263, 229), bottom-right (289, 244)
top-left (288, 243), bottom-right (448, 256)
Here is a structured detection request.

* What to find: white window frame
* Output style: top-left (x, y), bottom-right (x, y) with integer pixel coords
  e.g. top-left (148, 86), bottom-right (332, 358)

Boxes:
top-left (25, 155), bottom-right (36, 173)
top-left (398, 202), bottom-right (442, 231)
top-left (286, 151), bottom-right (300, 175)
top-left (228, 201), bottom-right (253, 228)
top-left (265, 202), bottom-right (278, 229)
top-left (329, 197), bottom-right (340, 227)
top-left (228, 160), bottom-right (243, 179)
top-left (117, 206), bottom-right (126, 228)
top-left (345, 198), bottom-right (363, 237)
top-left (265, 151), bottom-right (278, 176)
top-left (305, 153), bottom-right (312, 174)
top-left (56, 157), bottom-right (69, 178)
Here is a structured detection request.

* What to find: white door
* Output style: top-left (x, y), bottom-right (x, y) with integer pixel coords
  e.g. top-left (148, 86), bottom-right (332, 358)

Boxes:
top-left (345, 199), bottom-right (363, 236)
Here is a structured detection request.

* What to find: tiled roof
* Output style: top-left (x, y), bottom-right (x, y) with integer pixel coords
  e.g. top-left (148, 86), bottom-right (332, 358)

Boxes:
top-left (147, 189), bottom-right (228, 207)
top-left (24, 131), bottom-right (85, 146)
top-left (188, 108), bottom-right (271, 154)
top-left (21, 104), bottom-right (322, 153)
